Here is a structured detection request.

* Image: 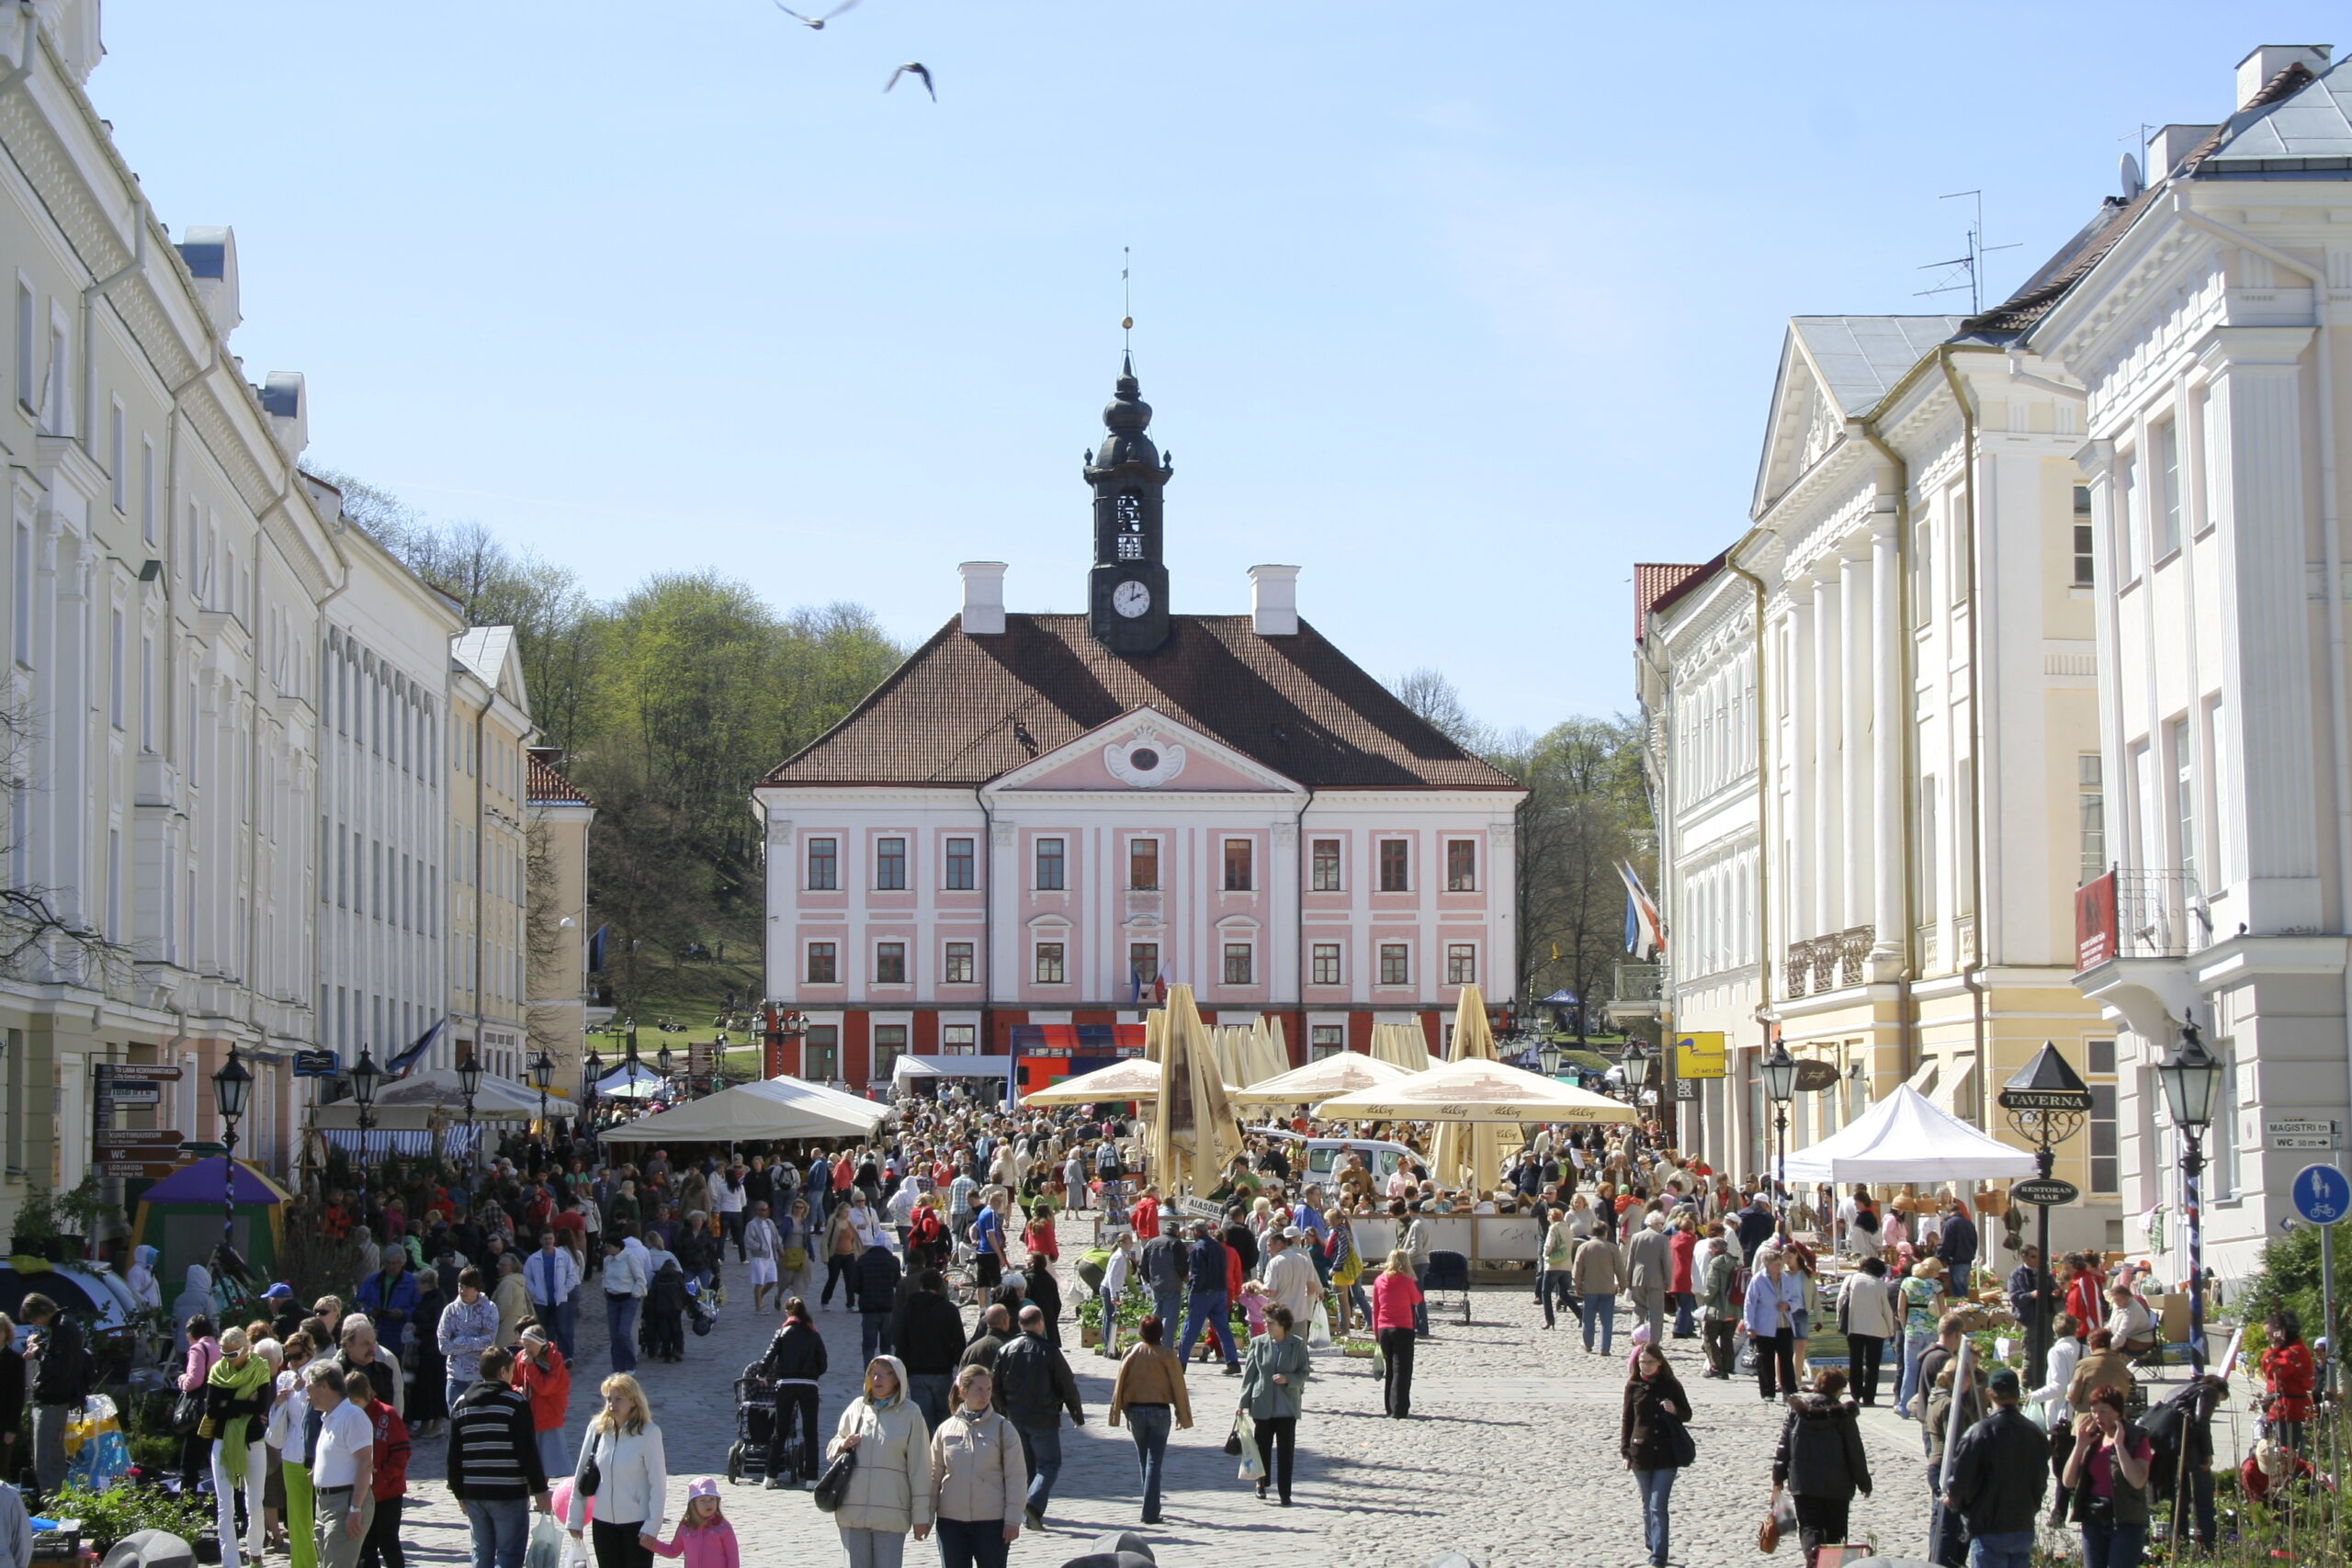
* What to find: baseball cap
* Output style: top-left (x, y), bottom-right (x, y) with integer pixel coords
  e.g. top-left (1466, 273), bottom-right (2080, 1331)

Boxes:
top-left (1281, 1225), bottom-right (1303, 1240)
top-left (1988, 1367), bottom-right (2021, 1396)
top-left (264, 1282), bottom-right (295, 1300)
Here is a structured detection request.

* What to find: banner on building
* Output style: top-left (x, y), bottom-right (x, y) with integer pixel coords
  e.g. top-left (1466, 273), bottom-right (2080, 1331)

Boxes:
top-left (2075, 870), bottom-right (2118, 970)
top-left (1673, 1032), bottom-right (1726, 1079)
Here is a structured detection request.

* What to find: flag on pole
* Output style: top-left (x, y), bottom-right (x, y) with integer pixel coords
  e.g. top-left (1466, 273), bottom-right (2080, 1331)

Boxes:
top-left (588, 923), bottom-right (608, 974)
top-left (1619, 861), bottom-right (1664, 961)
top-left (384, 1016), bottom-right (445, 1079)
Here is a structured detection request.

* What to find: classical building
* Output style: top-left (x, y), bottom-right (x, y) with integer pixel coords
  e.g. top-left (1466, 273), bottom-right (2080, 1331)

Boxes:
top-left (2024, 43), bottom-right (2352, 1278)
top-left (1638, 311), bottom-right (2120, 1253)
top-left (526, 748), bottom-right (595, 1098)
top-left (448, 628), bottom-right (536, 1084)
top-left (754, 361), bottom-right (1525, 1090)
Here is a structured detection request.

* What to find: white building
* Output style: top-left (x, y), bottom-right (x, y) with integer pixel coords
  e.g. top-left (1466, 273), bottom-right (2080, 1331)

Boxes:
top-left (2025, 42), bottom-right (2352, 1279)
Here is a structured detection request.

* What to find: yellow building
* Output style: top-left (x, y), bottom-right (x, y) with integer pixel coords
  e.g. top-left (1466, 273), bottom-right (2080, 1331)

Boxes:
top-left (449, 628), bottom-right (534, 1085)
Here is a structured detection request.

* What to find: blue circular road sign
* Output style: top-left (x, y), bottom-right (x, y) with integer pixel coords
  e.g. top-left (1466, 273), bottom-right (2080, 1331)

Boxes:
top-left (2291, 1163), bottom-right (2352, 1225)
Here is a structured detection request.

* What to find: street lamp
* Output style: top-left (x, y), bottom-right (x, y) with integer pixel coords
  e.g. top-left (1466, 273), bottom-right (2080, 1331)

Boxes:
top-left (582, 1046), bottom-right (604, 1125)
top-left (1538, 1040), bottom-right (1563, 1078)
top-left (1761, 1040), bottom-right (1798, 1235)
top-left (350, 1045), bottom-right (382, 1164)
top-left (1999, 1042), bottom-right (2091, 1387)
top-left (529, 1050), bottom-right (555, 1146)
top-left (210, 1045), bottom-right (252, 1259)
top-left (2157, 1014), bottom-right (2223, 1373)
top-left (457, 1050), bottom-right (483, 1183)
top-left (656, 1043), bottom-right (674, 1080)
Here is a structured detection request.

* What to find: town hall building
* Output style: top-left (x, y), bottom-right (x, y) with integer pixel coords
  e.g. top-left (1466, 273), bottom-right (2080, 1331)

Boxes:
top-left (752, 361), bottom-right (1526, 1091)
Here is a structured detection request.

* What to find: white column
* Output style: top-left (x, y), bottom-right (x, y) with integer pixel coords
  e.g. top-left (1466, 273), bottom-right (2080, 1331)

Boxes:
top-left (1810, 572), bottom-right (1840, 938)
top-left (1871, 519), bottom-right (1904, 959)
top-left (1839, 546), bottom-right (1872, 934)
top-left (1786, 590), bottom-right (1815, 954)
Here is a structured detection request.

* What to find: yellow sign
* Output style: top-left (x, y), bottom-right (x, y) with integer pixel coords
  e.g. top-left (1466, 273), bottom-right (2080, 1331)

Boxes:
top-left (1673, 1032), bottom-right (1726, 1079)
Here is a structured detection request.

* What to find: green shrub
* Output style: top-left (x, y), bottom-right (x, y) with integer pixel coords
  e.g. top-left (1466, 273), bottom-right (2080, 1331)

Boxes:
top-left (46, 1481), bottom-right (212, 1552)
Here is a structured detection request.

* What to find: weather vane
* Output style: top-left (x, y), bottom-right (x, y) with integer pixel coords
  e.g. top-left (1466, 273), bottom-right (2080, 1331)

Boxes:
top-left (1122, 246), bottom-right (1134, 356)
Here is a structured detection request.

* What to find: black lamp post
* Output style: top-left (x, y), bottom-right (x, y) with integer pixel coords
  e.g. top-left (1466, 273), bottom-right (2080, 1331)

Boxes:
top-left (1622, 1039), bottom-right (1655, 1150)
top-left (582, 1046), bottom-right (604, 1125)
top-left (458, 1049), bottom-right (483, 1183)
top-left (350, 1044), bottom-right (381, 1164)
top-left (529, 1049), bottom-right (554, 1145)
top-left (2157, 1015), bottom-right (2223, 1373)
top-left (1538, 1040), bottom-right (1563, 1078)
top-left (210, 1045), bottom-right (252, 1258)
top-left (1999, 1042), bottom-right (2091, 1386)
top-left (1761, 1040), bottom-right (1798, 1236)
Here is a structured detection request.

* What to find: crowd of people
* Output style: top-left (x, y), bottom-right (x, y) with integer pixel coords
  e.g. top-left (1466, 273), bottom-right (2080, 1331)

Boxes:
top-left (0, 1079), bottom-right (2335, 1568)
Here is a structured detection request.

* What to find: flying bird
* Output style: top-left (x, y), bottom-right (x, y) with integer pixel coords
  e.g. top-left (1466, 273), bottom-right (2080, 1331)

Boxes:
top-left (886, 62), bottom-right (934, 100)
top-left (773, 0), bottom-right (860, 28)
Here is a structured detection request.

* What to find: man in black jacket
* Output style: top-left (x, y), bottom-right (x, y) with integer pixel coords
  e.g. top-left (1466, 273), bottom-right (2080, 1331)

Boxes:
top-left (21, 1295), bottom-right (85, 1497)
top-left (1942, 1367), bottom-right (2047, 1568)
top-left (447, 1348), bottom-right (550, 1568)
top-left (855, 1243), bottom-right (901, 1362)
top-left (1935, 1196), bottom-right (1979, 1288)
top-left (994, 1305), bottom-right (1083, 1531)
top-left (1138, 1230), bottom-right (1187, 1331)
top-left (892, 1271), bottom-right (965, 1430)
top-left (1221, 1207), bottom-right (1259, 1280)
top-left (959, 1303), bottom-right (1012, 1372)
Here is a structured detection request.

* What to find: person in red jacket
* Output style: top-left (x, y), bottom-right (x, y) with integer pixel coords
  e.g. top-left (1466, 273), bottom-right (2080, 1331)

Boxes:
top-left (2263, 1308), bottom-right (2317, 1452)
top-left (510, 1325), bottom-right (571, 1483)
top-left (355, 1372), bottom-right (411, 1568)
top-left (1667, 1216), bottom-right (1699, 1338)
top-left (1130, 1187), bottom-right (1160, 1240)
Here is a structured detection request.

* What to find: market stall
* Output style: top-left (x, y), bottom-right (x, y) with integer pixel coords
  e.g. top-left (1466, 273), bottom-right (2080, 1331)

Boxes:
top-left (1780, 1083), bottom-right (2037, 1184)
top-left (597, 1074), bottom-right (888, 1144)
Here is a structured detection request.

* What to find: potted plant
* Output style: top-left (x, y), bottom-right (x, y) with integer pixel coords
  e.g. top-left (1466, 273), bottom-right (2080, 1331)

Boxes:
top-left (52, 1171), bottom-right (110, 1257)
top-left (9, 1188), bottom-right (61, 1261)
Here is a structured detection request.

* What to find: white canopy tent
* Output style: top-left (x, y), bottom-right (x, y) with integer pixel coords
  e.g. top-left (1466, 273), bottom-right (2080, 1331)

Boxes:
top-left (598, 1076), bottom-right (888, 1144)
top-left (891, 1055), bottom-right (1015, 1094)
top-left (595, 1063), bottom-right (669, 1100)
top-left (773, 1074), bottom-right (896, 1123)
top-left (1313, 1056), bottom-right (1636, 1123)
top-left (1779, 1083), bottom-right (2037, 1184)
top-left (1227, 1051), bottom-right (1425, 1107)
top-left (1019, 1056), bottom-right (1165, 1108)
top-left (369, 1066), bottom-right (573, 1121)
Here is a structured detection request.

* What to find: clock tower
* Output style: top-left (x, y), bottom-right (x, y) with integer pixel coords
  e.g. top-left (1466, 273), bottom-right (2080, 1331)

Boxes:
top-left (1085, 355), bottom-right (1173, 655)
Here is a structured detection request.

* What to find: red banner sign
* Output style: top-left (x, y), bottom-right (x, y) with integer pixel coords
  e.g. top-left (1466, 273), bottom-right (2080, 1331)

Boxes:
top-left (2075, 870), bottom-right (2119, 971)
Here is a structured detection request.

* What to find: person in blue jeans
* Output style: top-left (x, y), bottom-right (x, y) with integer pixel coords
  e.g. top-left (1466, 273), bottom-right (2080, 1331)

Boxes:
top-left (1620, 1341), bottom-right (1691, 1568)
top-left (1942, 1365), bottom-right (2050, 1568)
top-left (1573, 1229), bottom-right (1627, 1356)
top-left (2061, 1386), bottom-right (2153, 1568)
top-left (600, 1235), bottom-right (642, 1373)
top-left (1174, 1224), bottom-right (1239, 1372)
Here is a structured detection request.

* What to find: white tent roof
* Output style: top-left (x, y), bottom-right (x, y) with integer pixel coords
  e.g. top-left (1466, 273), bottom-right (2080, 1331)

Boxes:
top-left (769, 1074), bottom-right (894, 1122)
top-left (373, 1066), bottom-right (571, 1121)
top-left (1229, 1051), bottom-right (1422, 1106)
top-left (1020, 1056), bottom-right (1164, 1107)
top-left (598, 1076), bottom-right (888, 1144)
top-left (1313, 1056), bottom-right (1636, 1123)
top-left (891, 1055), bottom-right (1014, 1085)
top-left (1780, 1083), bottom-right (2037, 1184)
top-left (596, 1063), bottom-right (668, 1094)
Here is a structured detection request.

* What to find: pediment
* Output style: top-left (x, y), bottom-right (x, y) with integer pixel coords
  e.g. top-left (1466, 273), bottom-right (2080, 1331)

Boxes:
top-left (1753, 333), bottom-right (1843, 517)
top-left (985, 705), bottom-right (1302, 796)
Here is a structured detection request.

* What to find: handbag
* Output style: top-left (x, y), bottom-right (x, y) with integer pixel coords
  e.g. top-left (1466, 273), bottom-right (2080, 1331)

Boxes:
top-left (783, 1247), bottom-right (808, 1272)
top-left (811, 1446), bottom-right (857, 1513)
top-left (576, 1434), bottom-right (603, 1504)
top-left (170, 1389), bottom-right (207, 1436)
top-left (1222, 1416), bottom-right (1244, 1457)
top-left (1665, 1416), bottom-right (1696, 1469)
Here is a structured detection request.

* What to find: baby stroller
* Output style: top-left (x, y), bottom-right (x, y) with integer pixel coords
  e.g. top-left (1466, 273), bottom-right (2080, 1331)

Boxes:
top-left (685, 1275), bottom-right (718, 1338)
top-left (641, 1260), bottom-right (689, 1362)
top-left (723, 1361), bottom-right (776, 1486)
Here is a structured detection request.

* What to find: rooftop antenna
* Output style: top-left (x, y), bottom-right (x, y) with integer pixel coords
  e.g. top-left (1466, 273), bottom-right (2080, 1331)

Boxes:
top-left (1917, 189), bottom-right (2022, 316)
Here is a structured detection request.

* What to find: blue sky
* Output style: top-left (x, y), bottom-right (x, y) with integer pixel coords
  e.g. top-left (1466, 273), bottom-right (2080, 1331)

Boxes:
top-left (98, 2), bottom-right (2344, 731)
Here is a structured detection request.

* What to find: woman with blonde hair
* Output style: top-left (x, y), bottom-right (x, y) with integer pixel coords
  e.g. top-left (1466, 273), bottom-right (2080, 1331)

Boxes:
top-left (206, 1325), bottom-right (274, 1568)
top-left (928, 1364), bottom-right (1025, 1568)
top-left (825, 1354), bottom-right (932, 1568)
top-left (567, 1373), bottom-right (670, 1568)
top-left (1372, 1249), bottom-right (1423, 1419)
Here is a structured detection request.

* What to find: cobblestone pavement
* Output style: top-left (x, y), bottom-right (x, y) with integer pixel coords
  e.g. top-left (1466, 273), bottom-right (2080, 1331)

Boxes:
top-left (397, 1219), bottom-right (1939, 1567)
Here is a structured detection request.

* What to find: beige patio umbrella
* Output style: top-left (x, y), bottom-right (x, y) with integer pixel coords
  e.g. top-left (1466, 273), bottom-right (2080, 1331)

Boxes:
top-left (1259, 1016), bottom-right (1293, 1080)
top-left (1019, 1055), bottom-right (1164, 1107)
top-left (1369, 1021), bottom-right (1439, 1072)
top-left (1430, 986), bottom-right (1510, 1191)
top-left (1312, 1055), bottom-right (1637, 1125)
top-left (1149, 984), bottom-right (1244, 1192)
top-left (1248, 1016), bottom-right (1291, 1083)
top-left (1227, 1050), bottom-right (1423, 1106)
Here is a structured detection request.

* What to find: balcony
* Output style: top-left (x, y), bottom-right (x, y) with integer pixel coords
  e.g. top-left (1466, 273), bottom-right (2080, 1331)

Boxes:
top-left (1605, 962), bottom-right (1665, 1024)
top-left (2075, 868), bottom-right (2204, 970)
top-left (1784, 925), bottom-right (1875, 998)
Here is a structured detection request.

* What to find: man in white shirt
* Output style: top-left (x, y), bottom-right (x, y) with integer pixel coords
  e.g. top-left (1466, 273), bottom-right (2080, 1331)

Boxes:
top-left (1253, 1229), bottom-right (1320, 1328)
top-left (304, 1363), bottom-right (375, 1568)
top-left (525, 1230), bottom-right (582, 1362)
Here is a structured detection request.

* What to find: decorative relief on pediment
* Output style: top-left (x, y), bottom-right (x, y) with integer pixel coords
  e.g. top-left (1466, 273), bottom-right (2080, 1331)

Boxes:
top-left (1104, 727), bottom-right (1187, 788)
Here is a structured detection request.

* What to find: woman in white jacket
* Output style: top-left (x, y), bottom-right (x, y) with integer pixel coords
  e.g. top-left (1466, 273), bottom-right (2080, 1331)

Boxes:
top-left (567, 1374), bottom-right (669, 1568)
top-left (826, 1354), bottom-right (933, 1568)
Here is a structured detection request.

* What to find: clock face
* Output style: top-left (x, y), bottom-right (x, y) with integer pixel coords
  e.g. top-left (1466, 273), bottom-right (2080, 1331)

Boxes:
top-left (1112, 579), bottom-right (1152, 618)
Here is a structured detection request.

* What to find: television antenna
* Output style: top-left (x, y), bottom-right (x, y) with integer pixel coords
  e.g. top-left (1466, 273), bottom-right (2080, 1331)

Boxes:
top-left (1917, 190), bottom-right (2022, 316)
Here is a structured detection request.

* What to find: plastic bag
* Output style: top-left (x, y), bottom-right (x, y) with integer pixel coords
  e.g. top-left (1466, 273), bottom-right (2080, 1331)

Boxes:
top-left (1234, 1409), bottom-right (1263, 1482)
top-left (63, 1395), bottom-right (130, 1490)
top-left (1306, 1298), bottom-right (1334, 1350)
top-left (524, 1514), bottom-right (565, 1568)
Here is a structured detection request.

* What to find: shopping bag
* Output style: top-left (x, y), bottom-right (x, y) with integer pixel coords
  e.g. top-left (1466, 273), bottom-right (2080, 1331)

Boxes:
top-left (524, 1514), bottom-right (565, 1568)
top-left (63, 1396), bottom-right (130, 1490)
top-left (1234, 1409), bottom-right (1263, 1482)
top-left (1306, 1298), bottom-right (1334, 1350)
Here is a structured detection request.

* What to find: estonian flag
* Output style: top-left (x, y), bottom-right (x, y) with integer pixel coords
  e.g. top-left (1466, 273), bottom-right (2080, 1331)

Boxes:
top-left (384, 1016), bottom-right (444, 1079)
top-left (588, 923), bottom-right (609, 975)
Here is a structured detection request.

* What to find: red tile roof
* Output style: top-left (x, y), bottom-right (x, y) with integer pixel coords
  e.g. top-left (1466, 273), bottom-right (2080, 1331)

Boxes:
top-left (527, 754), bottom-right (594, 807)
top-left (759, 614), bottom-right (1521, 792)
top-left (1634, 560), bottom-right (1718, 640)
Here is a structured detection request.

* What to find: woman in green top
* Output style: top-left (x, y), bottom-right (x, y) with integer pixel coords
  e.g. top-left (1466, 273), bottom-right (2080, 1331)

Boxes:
top-left (1538, 1206), bottom-right (1576, 1329)
top-left (1238, 1303), bottom-right (1312, 1506)
top-left (1894, 1257), bottom-right (1947, 1416)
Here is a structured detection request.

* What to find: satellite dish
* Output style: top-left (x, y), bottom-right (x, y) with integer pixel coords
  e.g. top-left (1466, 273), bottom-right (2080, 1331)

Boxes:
top-left (2120, 152), bottom-right (2144, 198)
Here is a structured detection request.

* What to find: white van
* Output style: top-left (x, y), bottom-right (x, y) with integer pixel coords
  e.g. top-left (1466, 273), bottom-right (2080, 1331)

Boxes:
top-left (1250, 1127), bottom-right (1416, 1189)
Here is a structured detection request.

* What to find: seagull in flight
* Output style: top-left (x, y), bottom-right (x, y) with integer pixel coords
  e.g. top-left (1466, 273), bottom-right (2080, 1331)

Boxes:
top-left (773, 0), bottom-right (860, 29)
top-left (886, 62), bottom-right (934, 100)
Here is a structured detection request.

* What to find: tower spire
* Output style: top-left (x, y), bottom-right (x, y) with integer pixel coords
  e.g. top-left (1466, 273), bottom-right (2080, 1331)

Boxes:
top-left (1084, 355), bottom-right (1173, 656)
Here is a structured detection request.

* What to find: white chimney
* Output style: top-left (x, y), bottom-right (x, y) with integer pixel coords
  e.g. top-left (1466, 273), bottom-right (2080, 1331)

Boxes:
top-left (958, 561), bottom-right (1007, 635)
top-left (1249, 564), bottom-right (1299, 637)
top-left (2146, 123), bottom-right (2219, 180)
top-left (260, 371), bottom-right (307, 458)
top-left (2237, 44), bottom-right (2331, 109)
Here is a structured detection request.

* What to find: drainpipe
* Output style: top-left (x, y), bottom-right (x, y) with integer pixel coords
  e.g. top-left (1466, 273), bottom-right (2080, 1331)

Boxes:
top-left (1938, 350), bottom-right (1993, 1129)
top-left (974, 784), bottom-right (992, 1058)
top-left (1721, 533), bottom-right (1773, 1179)
top-left (2168, 196), bottom-right (2352, 1122)
top-left (1293, 784), bottom-right (1313, 1066)
top-left (0, 7), bottom-right (39, 102)
top-left (1854, 421), bottom-right (1924, 1088)
top-left (78, 211), bottom-right (144, 461)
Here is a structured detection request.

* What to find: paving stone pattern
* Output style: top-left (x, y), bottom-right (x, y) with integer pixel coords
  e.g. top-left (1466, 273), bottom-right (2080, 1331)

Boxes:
top-left (397, 1217), bottom-right (1939, 1567)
